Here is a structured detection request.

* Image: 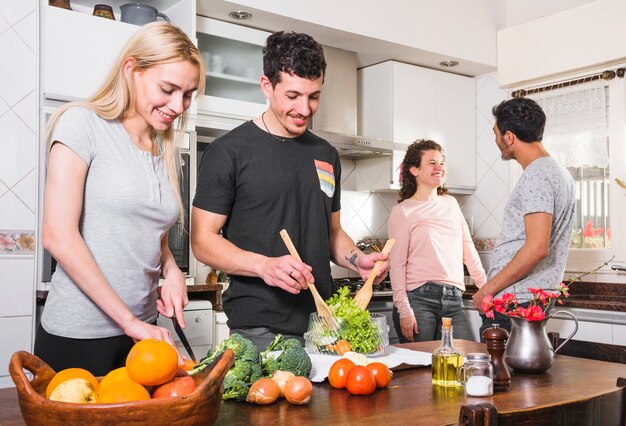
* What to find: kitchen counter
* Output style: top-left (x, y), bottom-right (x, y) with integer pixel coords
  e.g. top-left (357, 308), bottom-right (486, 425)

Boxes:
top-left (463, 281), bottom-right (626, 313)
top-left (4, 340), bottom-right (622, 425)
top-left (37, 283), bottom-right (226, 311)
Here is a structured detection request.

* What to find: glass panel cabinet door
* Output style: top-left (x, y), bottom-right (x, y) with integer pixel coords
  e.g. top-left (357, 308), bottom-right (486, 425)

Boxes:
top-left (196, 17), bottom-right (269, 119)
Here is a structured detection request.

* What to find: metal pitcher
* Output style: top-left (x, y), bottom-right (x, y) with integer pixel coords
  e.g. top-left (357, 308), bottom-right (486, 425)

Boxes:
top-left (504, 310), bottom-right (578, 373)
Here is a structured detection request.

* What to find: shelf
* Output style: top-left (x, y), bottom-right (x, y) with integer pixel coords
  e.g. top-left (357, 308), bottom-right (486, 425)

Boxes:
top-left (207, 71), bottom-right (259, 86)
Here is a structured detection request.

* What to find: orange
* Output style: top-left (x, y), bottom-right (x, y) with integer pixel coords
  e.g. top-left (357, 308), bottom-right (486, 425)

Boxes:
top-left (99, 367), bottom-right (131, 392)
top-left (97, 378), bottom-right (150, 403)
top-left (46, 367), bottom-right (99, 399)
top-left (182, 358), bottom-right (197, 371)
top-left (126, 338), bottom-right (178, 386)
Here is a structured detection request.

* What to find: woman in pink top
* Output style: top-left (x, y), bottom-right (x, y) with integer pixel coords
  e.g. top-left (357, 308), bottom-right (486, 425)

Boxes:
top-left (388, 140), bottom-right (486, 342)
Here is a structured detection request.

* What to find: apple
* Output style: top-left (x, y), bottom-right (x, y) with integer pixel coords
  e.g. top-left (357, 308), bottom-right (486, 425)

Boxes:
top-left (49, 378), bottom-right (97, 403)
top-left (152, 371), bottom-right (196, 398)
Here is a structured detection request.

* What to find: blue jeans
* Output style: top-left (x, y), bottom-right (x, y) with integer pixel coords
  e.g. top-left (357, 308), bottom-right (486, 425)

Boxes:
top-left (392, 282), bottom-right (473, 342)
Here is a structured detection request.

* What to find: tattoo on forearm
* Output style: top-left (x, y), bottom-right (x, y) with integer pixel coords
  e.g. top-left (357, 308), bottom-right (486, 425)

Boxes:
top-left (346, 250), bottom-right (358, 268)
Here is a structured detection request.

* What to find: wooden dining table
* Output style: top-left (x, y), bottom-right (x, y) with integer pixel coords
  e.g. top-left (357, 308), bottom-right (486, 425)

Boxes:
top-left (1, 340), bottom-right (625, 425)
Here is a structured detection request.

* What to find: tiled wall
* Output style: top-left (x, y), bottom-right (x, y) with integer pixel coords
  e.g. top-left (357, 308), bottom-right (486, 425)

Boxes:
top-left (0, 0), bottom-right (38, 388)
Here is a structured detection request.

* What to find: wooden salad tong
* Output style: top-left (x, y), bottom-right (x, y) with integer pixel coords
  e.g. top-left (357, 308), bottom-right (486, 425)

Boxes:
top-left (353, 239), bottom-right (395, 310)
top-left (279, 229), bottom-right (340, 330)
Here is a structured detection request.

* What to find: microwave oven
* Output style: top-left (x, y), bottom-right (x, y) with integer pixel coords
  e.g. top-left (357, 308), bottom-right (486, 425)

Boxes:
top-left (40, 123), bottom-right (198, 283)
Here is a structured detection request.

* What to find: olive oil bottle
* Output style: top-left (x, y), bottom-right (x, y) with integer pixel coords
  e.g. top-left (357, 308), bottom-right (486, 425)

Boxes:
top-left (432, 317), bottom-right (463, 387)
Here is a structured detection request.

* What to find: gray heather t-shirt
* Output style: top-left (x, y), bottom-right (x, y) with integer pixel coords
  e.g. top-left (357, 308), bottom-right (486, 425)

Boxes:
top-left (488, 156), bottom-right (575, 301)
top-left (41, 107), bottom-right (178, 338)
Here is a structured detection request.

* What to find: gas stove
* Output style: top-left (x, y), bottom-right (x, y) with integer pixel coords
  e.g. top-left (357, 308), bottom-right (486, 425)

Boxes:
top-left (333, 277), bottom-right (393, 297)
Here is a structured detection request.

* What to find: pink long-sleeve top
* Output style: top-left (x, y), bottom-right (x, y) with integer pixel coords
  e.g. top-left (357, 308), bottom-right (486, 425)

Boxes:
top-left (388, 195), bottom-right (487, 319)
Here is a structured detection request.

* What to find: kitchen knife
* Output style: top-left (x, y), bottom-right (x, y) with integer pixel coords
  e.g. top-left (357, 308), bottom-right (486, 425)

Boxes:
top-left (171, 315), bottom-right (197, 363)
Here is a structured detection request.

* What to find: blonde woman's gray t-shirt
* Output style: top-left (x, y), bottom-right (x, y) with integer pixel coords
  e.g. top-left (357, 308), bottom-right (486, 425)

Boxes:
top-left (41, 107), bottom-right (178, 338)
top-left (488, 156), bottom-right (575, 301)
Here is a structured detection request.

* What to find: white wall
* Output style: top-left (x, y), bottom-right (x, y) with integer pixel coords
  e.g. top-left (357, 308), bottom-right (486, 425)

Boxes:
top-left (504, 0), bottom-right (595, 27)
top-left (0, 0), bottom-right (38, 388)
top-left (499, 0), bottom-right (626, 87)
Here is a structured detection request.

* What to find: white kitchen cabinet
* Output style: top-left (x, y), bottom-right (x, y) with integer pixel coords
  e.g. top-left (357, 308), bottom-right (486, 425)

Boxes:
top-left (196, 16), bottom-right (269, 122)
top-left (355, 149), bottom-right (406, 192)
top-left (358, 61), bottom-right (476, 193)
top-left (41, 0), bottom-right (195, 103)
top-left (214, 311), bottom-right (230, 348)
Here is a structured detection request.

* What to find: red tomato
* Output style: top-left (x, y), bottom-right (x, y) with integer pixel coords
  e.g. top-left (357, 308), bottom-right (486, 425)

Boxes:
top-left (328, 358), bottom-right (355, 389)
top-left (345, 365), bottom-right (376, 395)
top-left (366, 362), bottom-right (393, 389)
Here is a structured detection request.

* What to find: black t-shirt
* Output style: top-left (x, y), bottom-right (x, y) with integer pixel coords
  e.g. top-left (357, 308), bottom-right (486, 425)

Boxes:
top-left (193, 121), bottom-right (342, 335)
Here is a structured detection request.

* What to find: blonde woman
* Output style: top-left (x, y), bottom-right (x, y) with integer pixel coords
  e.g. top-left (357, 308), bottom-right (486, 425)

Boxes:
top-left (34, 22), bottom-right (205, 375)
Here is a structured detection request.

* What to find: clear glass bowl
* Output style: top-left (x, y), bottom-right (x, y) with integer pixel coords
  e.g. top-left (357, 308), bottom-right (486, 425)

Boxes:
top-left (303, 312), bottom-right (390, 357)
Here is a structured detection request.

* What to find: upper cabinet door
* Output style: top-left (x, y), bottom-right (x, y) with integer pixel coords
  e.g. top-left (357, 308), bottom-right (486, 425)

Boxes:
top-left (195, 16), bottom-right (269, 123)
top-left (41, 0), bottom-right (195, 103)
top-left (358, 61), bottom-right (476, 193)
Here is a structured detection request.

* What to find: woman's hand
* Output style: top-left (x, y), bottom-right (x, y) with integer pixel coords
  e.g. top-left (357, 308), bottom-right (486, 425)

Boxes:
top-left (158, 265), bottom-right (188, 328)
top-left (121, 318), bottom-right (185, 365)
top-left (400, 316), bottom-right (419, 342)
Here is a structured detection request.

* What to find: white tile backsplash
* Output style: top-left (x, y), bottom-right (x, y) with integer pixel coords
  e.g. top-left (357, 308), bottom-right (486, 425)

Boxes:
top-left (0, 0), bottom-right (35, 26)
top-left (13, 10), bottom-right (37, 52)
top-left (0, 258), bottom-right (35, 316)
top-left (13, 89), bottom-right (38, 132)
top-left (0, 188), bottom-right (35, 229)
top-left (0, 110), bottom-right (36, 188)
top-left (0, 14), bottom-right (9, 35)
top-left (12, 169), bottom-right (37, 213)
top-left (0, 316), bottom-right (34, 385)
top-left (0, 28), bottom-right (36, 106)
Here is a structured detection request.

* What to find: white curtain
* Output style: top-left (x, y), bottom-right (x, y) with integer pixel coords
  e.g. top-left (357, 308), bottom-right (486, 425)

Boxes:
top-left (527, 79), bottom-right (608, 168)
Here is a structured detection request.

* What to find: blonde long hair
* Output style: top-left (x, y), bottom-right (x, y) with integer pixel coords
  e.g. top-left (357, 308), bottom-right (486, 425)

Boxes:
top-left (45, 22), bottom-right (206, 224)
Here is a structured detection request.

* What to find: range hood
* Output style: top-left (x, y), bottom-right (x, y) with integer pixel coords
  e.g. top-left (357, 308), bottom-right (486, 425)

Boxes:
top-left (310, 45), bottom-right (396, 160)
top-left (311, 130), bottom-right (393, 160)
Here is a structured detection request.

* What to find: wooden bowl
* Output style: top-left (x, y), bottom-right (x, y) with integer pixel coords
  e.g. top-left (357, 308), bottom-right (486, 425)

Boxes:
top-left (9, 349), bottom-right (234, 426)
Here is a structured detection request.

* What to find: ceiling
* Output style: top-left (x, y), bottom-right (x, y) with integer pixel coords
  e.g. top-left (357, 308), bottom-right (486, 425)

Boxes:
top-left (196, 1), bottom-right (497, 77)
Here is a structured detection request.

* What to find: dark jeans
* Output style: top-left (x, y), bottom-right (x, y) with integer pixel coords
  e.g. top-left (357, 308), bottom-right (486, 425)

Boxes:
top-left (229, 327), bottom-right (305, 352)
top-left (392, 282), bottom-right (473, 342)
top-left (34, 323), bottom-right (135, 376)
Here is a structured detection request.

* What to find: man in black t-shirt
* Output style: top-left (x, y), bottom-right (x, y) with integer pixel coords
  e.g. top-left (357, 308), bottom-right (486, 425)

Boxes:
top-left (191, 31), bottom-right (389, 350)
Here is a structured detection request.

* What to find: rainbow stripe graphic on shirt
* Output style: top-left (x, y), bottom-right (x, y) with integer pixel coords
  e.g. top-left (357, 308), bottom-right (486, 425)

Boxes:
top-left (315, 160), bottom-right (335, 197)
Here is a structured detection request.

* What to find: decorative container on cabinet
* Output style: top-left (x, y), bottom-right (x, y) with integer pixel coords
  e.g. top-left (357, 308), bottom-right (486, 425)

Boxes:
top-left (41, 0), bottom-right (195, 103)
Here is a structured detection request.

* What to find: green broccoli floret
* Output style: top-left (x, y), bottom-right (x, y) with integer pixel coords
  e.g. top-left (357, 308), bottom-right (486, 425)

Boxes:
top-left (190, 333), bottom-right (264, 402)
top-left (262, 337), bottom-right (312, 377)
top-left (276, 339), bottom-right (312, 377)
top-left (207, 333), bottom-right (261, 364)
top-left (222, 372), bottom-right (249, 402)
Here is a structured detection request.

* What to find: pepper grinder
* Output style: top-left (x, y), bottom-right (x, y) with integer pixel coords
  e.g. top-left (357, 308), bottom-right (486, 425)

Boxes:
top-left (482, 324), bottom-right (511, 392)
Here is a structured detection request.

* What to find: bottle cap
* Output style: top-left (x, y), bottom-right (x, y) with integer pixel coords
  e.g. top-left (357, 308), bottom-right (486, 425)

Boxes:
top-left (466, 352), bottom-right (491, 361)
top-left (442, 317), bottom-right (452, 329)
top-left (482, 324), bottom-right (509, 341)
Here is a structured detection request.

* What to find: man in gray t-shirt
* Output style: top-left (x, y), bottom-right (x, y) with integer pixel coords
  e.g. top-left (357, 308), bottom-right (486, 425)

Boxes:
top-left (472, 98), bottom-right (575, 338)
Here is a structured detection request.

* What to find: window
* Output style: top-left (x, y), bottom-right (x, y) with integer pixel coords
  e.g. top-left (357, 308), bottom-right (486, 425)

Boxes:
top-left (528, 79), bottom-right (610, 250)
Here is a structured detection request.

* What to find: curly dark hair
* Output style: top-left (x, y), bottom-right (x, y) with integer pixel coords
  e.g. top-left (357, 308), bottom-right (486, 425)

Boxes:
top-left (492, 97), bottom-right (546, 143)
top-left (398, 139), bottom-right (448, 202)
top-left (263, 31), bottom-right (326, 87)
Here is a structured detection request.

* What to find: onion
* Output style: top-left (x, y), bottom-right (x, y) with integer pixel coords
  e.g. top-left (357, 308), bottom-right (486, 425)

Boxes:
top-left (271, 370), bottom-right (295, 398)
top-left (283, 376), bottom-right (313, 405)
top-left (246, 378), bottom-right (280, 405)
